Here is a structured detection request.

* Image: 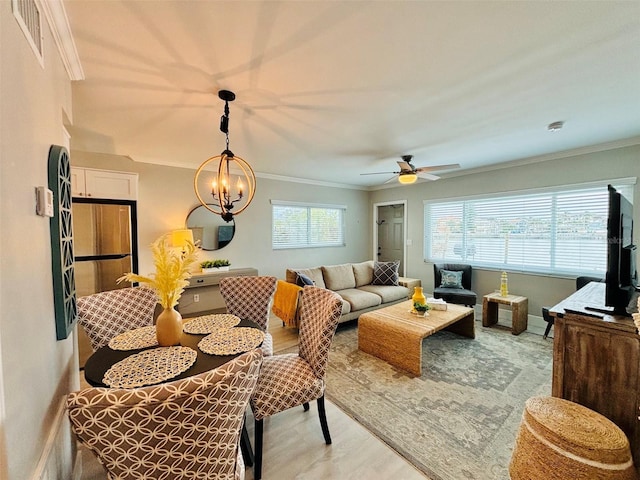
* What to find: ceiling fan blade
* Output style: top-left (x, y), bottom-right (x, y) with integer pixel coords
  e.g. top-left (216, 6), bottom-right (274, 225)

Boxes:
top-left (397, 160), bottom-right (413, 172)
top-left (360, 171), bottom-right (397, 176)
top-left (415, 163), bottom-right (461, 173)
top-left (383, 175), bottom-right (399, 184)
top-left (417, 172), bottom-right (440, 181)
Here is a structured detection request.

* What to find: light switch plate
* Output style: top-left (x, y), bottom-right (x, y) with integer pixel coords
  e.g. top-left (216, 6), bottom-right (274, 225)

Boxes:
top-left (36, 186), bottom-right (54, 217)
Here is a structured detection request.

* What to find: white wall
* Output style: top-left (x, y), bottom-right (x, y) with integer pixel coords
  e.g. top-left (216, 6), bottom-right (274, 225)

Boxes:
top-left (371, 144), bottom-right (640, 317)
top-left (69, 152), bottom-right (371, 278)
top-left (1, 4), bottom-right (77, 479)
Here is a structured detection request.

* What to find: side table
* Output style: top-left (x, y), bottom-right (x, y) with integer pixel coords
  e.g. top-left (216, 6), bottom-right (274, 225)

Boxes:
top-left (482, 292), bottom-right (528, 335)
top-left (398, 277), bottom-right (422, 299)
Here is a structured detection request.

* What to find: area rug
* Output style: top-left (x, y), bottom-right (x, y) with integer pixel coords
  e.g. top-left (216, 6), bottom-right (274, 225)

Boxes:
top-left (324, 322), bottom-right (553, 480)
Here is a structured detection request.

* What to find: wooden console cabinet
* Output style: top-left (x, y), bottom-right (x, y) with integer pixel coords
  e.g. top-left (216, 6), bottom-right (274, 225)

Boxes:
top-left (550, 282), bottom-right (640, 465)
top-left (178, 268), bottom-right (258, 318)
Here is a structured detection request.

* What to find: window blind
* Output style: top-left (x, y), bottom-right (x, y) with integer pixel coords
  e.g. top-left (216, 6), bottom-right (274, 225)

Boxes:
top-left (424, 182), bottom-right (634, 276)
top-left (272, 202), bottom-right (346, 249)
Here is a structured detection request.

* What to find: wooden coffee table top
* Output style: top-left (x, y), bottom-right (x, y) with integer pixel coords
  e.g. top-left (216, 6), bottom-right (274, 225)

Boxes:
top-left (360, 300), bottom-right (474, 339)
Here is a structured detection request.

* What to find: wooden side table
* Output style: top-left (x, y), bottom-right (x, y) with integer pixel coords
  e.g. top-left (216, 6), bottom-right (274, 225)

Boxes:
top-left (482, 292), bottom-right (528, 335)
top-left (398, 276), bottom-right (422, 299)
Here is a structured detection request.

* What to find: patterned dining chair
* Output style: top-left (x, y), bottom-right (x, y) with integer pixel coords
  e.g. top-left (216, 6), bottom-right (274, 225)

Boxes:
top-left (77, 286), bottom-right (158, 351)
top-left (220, 276), bottom-right (278, 356)
top-left (249, 286), bottom-right (343, 480)
top-left (67, 349), bottom-right (263, 480)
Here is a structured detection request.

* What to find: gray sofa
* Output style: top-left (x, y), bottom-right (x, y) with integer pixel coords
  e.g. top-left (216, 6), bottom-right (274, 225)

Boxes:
top-left (285, 261), bottom-right (411, 323)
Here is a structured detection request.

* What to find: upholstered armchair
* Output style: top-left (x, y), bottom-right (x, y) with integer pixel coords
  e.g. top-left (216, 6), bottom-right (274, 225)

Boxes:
top-left (433, 263), bottom-right (477, 307)
top-left (67, 349), bottom-right (262, 480)
top-left (77, 286), bottom-right (158, 351)
top-left (249, 286), bottom-right (343, 480)
top-left (220, 276), bottom-right (278, 356)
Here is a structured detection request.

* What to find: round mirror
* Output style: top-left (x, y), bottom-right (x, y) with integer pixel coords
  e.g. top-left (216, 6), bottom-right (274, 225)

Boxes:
top-left (186, 204), bottom-right (235, 251)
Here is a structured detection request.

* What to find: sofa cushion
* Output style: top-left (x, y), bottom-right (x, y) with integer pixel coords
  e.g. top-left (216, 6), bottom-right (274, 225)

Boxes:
top-left (295, 273), bottom-right (315, 287)
top-left (352, 261), bottom-right (374, 287)
top-left (372, 261), bottom-right (400, 286)
top-left (335, 288), bottom-right (382, 311)
top-left (322, 264), bottom-right (356, 291)
top-left (358, 285), bottom-right (409, 303)
top-left (287, 267), bottom-right (325, 289)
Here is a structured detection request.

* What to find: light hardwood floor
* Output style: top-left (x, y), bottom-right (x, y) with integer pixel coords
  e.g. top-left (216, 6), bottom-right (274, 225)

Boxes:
top-left (78, 319), bottom-right (427, 480)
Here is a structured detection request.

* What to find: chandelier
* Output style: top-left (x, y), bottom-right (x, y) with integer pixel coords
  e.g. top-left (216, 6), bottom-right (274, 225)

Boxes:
top-left (194, 90), bottom-right (256, 222)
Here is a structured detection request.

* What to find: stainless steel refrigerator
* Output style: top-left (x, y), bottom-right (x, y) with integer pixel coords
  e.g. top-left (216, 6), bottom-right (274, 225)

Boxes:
top-left (72, 199), bottom-right (139, 297)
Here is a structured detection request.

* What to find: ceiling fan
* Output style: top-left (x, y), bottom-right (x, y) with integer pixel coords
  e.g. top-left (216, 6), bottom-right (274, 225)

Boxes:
top-left (361, 155), bottom-right (461, 184)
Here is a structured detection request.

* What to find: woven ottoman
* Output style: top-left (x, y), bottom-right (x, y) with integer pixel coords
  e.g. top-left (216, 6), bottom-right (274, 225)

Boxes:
top-left (509, 396), bottom-right (637, 480)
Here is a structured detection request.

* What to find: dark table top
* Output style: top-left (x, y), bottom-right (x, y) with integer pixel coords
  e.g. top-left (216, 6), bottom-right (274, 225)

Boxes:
top-left (84, 318), bottom-right (262, 387)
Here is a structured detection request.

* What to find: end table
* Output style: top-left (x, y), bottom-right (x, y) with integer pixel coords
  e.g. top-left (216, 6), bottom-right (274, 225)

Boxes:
top-left (482, 292), bottom-right (528, 335)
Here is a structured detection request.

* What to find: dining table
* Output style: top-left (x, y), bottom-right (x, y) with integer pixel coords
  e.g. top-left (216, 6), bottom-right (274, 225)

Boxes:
top-left (83, 315), bottom-right (264, 466)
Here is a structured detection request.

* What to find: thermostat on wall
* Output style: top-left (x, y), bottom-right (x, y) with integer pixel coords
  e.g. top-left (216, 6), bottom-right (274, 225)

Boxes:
top-left (36, 186), bottom-right (54, 217)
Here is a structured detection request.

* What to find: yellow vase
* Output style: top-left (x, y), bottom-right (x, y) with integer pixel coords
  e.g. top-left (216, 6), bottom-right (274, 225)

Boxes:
top-left (156, 307), bottom-right (183, 346)
top-left (412, 286), bottom-right (426, 311)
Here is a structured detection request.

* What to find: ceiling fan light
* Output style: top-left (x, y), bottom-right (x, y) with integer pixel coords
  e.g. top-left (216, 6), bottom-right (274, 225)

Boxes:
top-left (398, 173), bottom-right (417, 184)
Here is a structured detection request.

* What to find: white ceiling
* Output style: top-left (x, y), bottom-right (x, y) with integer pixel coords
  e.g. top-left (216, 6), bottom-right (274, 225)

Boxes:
top-left (64, 1), bottom-right (640, 189)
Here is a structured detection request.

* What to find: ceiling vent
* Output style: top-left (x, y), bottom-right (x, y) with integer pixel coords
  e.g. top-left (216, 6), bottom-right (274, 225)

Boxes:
top-left (12, 0), bottom-right (44, 67)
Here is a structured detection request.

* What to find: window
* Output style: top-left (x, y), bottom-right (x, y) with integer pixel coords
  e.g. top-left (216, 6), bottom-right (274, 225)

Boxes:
top-left (424, 181), bottom-right (635, 276)
top-left (272, 201), bottom-right (346, 249)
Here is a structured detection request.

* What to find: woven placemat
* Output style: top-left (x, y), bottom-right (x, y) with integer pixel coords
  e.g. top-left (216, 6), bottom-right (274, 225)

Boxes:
top-left (198, 327), bottom-right (265, 355)
top-left (103, 346), bottom-right (197, 388)
top-left (182, 313), bottom-right (241, 334)
top-left (108, 325), bottom-right (159, 351)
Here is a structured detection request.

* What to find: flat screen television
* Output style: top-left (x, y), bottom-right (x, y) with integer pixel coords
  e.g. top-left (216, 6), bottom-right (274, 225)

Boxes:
top-left (605, 185), bottom-right (638, 316)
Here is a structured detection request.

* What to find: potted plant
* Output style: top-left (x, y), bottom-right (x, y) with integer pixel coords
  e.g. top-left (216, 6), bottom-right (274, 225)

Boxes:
top-left (200, 259), bottom-right (231, 273)
top-left (412, 301), bottom-right (431, 317)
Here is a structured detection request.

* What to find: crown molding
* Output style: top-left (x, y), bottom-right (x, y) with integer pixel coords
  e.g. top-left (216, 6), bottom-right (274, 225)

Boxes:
top-left (39, 0), bottom-right (84, 81)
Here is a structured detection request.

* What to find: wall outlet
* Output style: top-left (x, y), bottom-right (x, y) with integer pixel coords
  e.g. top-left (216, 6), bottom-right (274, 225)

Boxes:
top-left (193, 294), bottom-right (200, 303)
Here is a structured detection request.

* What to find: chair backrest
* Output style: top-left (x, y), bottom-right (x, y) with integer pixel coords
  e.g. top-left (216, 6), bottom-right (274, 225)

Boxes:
top-left (77, 286), bottom-right (158, 351)
top-left (297, 286), bottom-right (343, 379)
top-left (576, 276), bottom-right (604, 291)
top-left (67, 349), bottom-right (262, 480)
top-left (219, 276), bottom-right (277, 330)
top-left (434, 263), bottom-right (472, 290)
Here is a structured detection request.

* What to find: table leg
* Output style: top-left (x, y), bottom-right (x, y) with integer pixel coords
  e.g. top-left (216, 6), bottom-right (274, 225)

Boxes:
top-left (483, 298), bottom-right (498, 327)
top-left (511, 299), bottom-right (528, 335)
top-left (445, 312), bottom-right (476, 339)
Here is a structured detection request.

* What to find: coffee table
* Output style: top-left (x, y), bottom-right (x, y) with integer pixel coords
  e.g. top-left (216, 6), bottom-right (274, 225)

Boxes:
top-left (358, 300), bottom-right (475, 376)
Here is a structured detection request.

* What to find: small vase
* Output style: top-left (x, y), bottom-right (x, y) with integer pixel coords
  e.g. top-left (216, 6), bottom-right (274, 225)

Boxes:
top-left (412, 286), bottom-right (426, 304)
top-left (412, 286), bottom-right (427, 311)
top-left (156, 307), bottom-right (183, 346)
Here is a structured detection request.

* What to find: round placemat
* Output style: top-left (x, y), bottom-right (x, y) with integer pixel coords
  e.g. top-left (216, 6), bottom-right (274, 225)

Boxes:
top-left (198, 327), bottom-right (265, 355)
top-left (103, 346), bottom-right (197, 388)
top-left (183, 313), bottom-right (241, 334)
top-left (108, 325), bottom-right (159, 351)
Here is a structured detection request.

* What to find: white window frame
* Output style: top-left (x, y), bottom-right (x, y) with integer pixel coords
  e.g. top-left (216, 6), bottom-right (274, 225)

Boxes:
top-left (424, 178), bottom-right (636, 276)
top-left (271, 200), bottom-right (346, 250)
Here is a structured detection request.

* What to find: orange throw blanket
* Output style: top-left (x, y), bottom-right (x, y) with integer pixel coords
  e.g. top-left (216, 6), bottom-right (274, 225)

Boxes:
top-left (272, 280), bottom-right (302, 327)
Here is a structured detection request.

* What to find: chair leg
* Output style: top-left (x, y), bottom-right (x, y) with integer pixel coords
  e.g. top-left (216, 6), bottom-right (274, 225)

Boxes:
top-left (303, 402), bottom-right (310, 411)
top-left (254, 418), bottom-right (264, 480)
top-left (543, 320), bottom-right (554, 340)
top-left (317, 395), bottom-right (332, 445)
top-left (240, 415), bottom-right (253, 467)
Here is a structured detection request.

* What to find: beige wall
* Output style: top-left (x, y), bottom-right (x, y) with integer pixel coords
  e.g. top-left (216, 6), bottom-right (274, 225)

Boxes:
top-left (1, 5), bottom-right (77, 479)
top-left (70, 152), bottom-right (372, 280)
top-left (370, 144), bottom-right (640, 317)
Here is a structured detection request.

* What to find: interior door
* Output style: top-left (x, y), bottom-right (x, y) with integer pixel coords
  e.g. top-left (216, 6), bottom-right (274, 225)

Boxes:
top-left (377, 204), bottom-right (405, 273)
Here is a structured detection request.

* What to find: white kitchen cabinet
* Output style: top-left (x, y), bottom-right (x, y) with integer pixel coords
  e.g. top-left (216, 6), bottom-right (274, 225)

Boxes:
top-left (71, 167), bottom-right (138, 200)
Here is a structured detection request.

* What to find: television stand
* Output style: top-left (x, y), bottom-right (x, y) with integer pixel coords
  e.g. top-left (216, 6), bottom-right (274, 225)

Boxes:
top-left (550, 281), bottom-right (640, 468)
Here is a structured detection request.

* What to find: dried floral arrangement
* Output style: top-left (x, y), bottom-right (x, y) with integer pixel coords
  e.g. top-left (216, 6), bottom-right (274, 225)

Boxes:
top-left (118, 233), bottom-right (199, 309)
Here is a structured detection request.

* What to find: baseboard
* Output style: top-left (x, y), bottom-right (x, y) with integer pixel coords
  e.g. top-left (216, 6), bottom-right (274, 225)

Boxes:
top-left (31, 395), bottom-right (74, 480)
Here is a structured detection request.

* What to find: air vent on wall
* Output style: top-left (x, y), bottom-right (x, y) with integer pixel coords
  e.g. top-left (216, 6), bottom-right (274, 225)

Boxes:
top-left (13, 0), bottom-right (44, 67)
